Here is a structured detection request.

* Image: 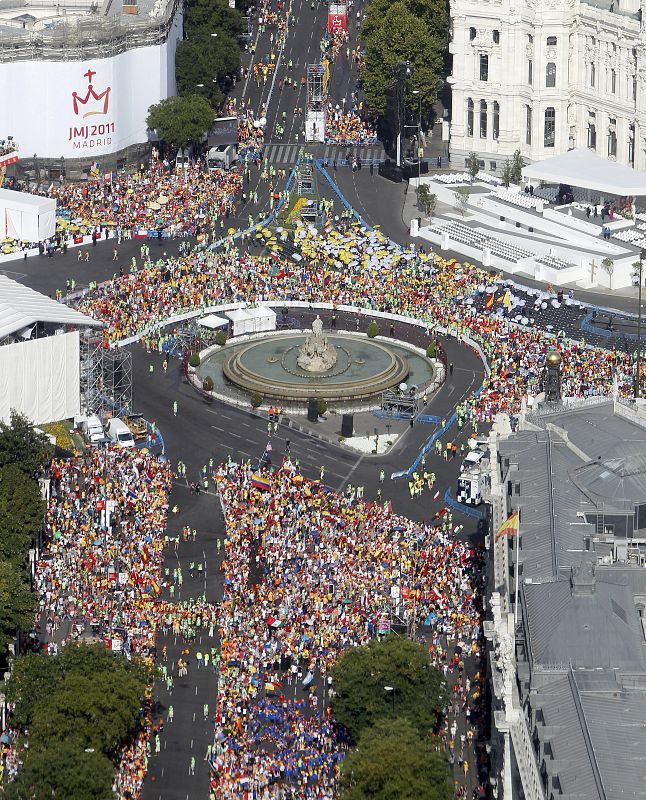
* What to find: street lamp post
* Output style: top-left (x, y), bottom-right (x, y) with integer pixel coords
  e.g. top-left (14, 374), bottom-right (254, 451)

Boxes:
top-left (384, 685), bottom-right (396, 715)
top-left (412, 89), bottom-right (422, 181)
top-left (394, 61), bottom-right (411, 168)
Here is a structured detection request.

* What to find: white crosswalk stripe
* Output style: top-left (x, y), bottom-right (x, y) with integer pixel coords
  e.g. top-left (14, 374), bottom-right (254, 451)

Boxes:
top-left (265, 144), bottom-right (300, 164)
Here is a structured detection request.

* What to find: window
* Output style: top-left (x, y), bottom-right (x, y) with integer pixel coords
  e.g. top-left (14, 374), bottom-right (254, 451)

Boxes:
top-left (544, 107), bottom-right (555, 147)
top-left (490, 161), bottom-right (497, 171)
top-left (467, 98), bottom-right (474, 137)
top-left (493, 101), bottom-right (500, 140)
top-left (629, 126), bottom-right (635, 165)
top-left (480, 54), bottom-right (489, 81)
top-left (633, 76), bottom-right (637, 100)
top-left (469, 26), bottom-right (476, 40)
top-left (526, 105), bottom-right (532, 145)
top-left (587, 124), bottom-right (596, 149)
top-left (480, 100), bottom-right (488, 138)
top-left (547, 36), bottom-right (557, 46)
top-left (546, 62), bottom-right (556, 87)
top-left (611, 69), bottom-right (616, 93)
top-left (591, 63), bottom-right (596, 87)
top-left (493, 29), bottom-right (500, 44)
top-left (528, 59), bottom-right (533, 84)
top-left (528, 34), bottom-right (533, 44)
top-left (608, 130), bottom-right (617, 157)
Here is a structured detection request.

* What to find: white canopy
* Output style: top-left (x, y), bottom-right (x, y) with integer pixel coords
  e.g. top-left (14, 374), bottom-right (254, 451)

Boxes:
top-left (198, 313), bottom-right (229, 330)
top-left (0, 188), bottom-right (56, 242)
top-left (522, 148), bottom-right (646, 197)
top-left (226, 306), bottom-right (277, 336)
top-left (0, 275), bottom-right (101, 340)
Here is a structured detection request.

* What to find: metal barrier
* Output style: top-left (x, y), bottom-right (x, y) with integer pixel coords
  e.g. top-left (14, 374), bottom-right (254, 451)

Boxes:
top-left (443, 487), bottom-right (487, 520)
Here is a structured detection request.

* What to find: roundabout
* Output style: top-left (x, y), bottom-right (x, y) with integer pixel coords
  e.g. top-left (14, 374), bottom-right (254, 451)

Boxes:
top-left (201, 322), bottom-right (435, 404)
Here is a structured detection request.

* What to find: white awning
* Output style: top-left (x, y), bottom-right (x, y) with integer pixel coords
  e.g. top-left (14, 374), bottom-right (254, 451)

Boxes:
top-left (198, 313), bottom-right (229, 330)
top-left (0, 275), bottom-right (101, 340)
top-left (522, 148), bottom-right (646, 197)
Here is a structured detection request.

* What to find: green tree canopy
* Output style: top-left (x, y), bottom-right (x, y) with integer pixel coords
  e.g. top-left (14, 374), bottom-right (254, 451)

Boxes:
top-left (2, 742), bottom-right (115, 800)
top-left (360, 2), bottom-right (444, 116)
top-left (0, 559), bottom-right (36, 652)
top-left (8, 644), bottom-right (150, 737)
top-left (0, 410), bottom-right (52, 476)
top-left (175, 34), bottom-right (241, 108)
top-left (361, 0), bottom-right (448, 47)
top-left (0, 463), bottom-right (45, 565)
top-left (184, 0), bottom-right (243, 39)
top-left (331, 635), bottom-right (447, 741)
top-left (147, 94), bottom-right (215, 148)
top-left (339, 717), bottom-right (454, 800)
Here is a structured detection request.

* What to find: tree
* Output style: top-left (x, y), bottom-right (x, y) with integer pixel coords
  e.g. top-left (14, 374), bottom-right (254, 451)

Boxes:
top-left (339, 718), bottom-right (453, 800)
top-left (466, 151), bottom-right (479, 182)
top-left (147, 95), bottom-right (215, 148)
top-left (183, 0), bottom-right (243, 39)
top-left (3, 742), bottom-right (115, 800)
top-left (0, 464), bottom-right (45, 565)
top-left (361, 0), bottom-right (448, 54)
top-left (331, 636), bottom-right (447, 741)
top-left (0, 559), bottom-right (36, 652)
top-left (367, 320), bottom-right (380, 337)
top-left (361, 2), bottom-right (444, 116)
top-left (501, 159), bottom-right (513, 188)
top-left (415, 184), bottom-right (437, 220)
top-left (603, 257), bottom-right (615, 289)
top-left (511, 149), bottom-right (525, 183)
top-left (0, 410), bottom-right (52, 476)
top-left (454, 186), bottom-right (470, 217)
top-left (175, 34), bottom-right (241, 108)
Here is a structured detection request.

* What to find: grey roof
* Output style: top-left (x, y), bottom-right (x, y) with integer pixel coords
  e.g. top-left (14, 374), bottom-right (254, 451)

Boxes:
top-left (523, 574), bottom-right (646, 672)
top-left (534, 669), bottom-right (646, 800)
top-left (570, 440), bottom-right (646, 509)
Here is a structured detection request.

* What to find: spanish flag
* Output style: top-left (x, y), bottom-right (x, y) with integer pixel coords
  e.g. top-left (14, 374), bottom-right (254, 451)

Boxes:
top-left (495, 510), bottom-right (519, 541)
top-left (485, 292), bottom-right (495, 311)
top-left (251, 473), bottom-right (271, 491)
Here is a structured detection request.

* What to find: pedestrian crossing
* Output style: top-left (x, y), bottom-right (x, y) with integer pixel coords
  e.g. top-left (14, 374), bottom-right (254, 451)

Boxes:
top-left (263, 143), bottom-right (386, 165)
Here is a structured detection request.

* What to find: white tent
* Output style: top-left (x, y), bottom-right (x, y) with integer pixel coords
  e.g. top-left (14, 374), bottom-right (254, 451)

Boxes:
top-left (0, 188), bottom-right (56, 242)
top-left (226, 306), bottom-right (277, 336)
top-left (198, 313), bottom-right (229, 330)
top-left (246, 306), bottom-right (277, 333)
top-left (521, 148), bottom-right (646, 197)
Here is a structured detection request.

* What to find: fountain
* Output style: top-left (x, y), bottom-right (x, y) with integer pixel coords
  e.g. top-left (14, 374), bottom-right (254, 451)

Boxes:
top-left (297, 316), bottom-right (338, 373)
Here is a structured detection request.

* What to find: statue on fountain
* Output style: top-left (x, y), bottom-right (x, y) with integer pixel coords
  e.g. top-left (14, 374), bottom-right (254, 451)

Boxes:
top-left (297, 315), bottom-right (338, 373)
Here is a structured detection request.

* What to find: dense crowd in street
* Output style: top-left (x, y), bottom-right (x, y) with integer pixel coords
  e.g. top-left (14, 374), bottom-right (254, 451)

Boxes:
top-left (35, 449), bottom-right (173, 796)
top-left (73, 218), bottom-right (645, 408)
top-left (324, 104), bottom-right (377, 145)
top-left (210, 463), bottom-right (481, 797)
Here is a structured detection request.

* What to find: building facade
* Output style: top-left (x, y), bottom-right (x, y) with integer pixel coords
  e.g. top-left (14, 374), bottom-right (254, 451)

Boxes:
top-left (449, 0), bottom-right (646, 173)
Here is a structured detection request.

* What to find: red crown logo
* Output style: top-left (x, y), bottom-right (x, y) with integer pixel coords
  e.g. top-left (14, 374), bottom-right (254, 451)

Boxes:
top-left (72, 69), bottom-right (111, 118)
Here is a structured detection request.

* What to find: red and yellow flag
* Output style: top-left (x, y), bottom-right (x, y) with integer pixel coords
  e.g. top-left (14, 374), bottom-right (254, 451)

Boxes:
top-left (495, 510), bottom-right (519, 541)
top-left (485, 292), bottom-right (495, 310)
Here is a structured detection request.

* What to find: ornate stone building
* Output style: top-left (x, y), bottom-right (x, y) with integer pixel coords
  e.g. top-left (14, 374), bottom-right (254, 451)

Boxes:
top-left (448, 0), bottom-right (646, 172)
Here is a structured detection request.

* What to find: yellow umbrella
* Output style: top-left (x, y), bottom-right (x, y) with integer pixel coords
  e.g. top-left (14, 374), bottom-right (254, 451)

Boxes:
top-left (228, 227), bottom-right (236, 235)
top-left (148, 202), bottom-right (161, 211)
top-left (158, 195), bottom-right (169, 204)
top-left (1, 237), bottom-right (14, 242)
top-left (262, 229), bottom-right (272, 239)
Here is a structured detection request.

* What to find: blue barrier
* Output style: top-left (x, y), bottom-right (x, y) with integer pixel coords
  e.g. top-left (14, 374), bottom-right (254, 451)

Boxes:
top-left (443, 487), bottom-right (487, 520)
top-left (373, 410), bottom-right (441, 424)
top-left (315, 160), bottom-right (374, 230)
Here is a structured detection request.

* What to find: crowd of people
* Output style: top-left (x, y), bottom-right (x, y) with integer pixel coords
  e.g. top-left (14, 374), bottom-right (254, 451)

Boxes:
top-left (210, 463), bottom-right (481, 797)
top-left (324, 104), bottom-right (377, 145)
top-left (72, 217), bottom-right (645, 409)
top-left (34, 448), bottom-right (173, 796)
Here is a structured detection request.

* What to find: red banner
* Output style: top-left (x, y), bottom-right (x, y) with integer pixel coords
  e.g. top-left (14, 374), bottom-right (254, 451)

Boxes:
top-left (327, 12), bottom-right (346, 33)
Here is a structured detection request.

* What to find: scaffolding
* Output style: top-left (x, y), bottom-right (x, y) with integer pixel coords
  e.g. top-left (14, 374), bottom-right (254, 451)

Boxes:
top-left (305, 64), bottom-right (326, 143)
top-left (80, 333), bottom-right (133, 418)
top-left (380, 387), bottom-right (419, 417)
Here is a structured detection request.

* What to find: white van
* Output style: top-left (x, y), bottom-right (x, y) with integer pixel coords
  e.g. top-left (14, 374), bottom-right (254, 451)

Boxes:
top-left (207, 144), bottom-right (237, 171)
top-left (460, 448), bottom-right (487, 473)
top-left (175, 147), bottom-right (191, 170)
top-left (81, 415), bottom-right (106, 446)
top-left (106, 418), bottom-right (135, 448)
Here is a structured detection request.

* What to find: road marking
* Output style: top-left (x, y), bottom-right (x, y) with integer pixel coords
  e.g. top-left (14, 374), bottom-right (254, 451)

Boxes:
top-left (336, 455), bottom-right (364, 492)
top-left (211, 425), bottom-right (225, 432)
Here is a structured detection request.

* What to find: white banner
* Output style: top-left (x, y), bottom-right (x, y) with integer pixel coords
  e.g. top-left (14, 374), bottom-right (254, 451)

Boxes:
top-left (0, 26), bottom-right (180, 159)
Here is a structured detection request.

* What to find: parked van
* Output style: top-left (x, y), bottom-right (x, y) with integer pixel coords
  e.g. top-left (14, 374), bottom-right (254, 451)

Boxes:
top-left (106, 418), bottom-right (135, 448)
top-left (80, 415), bottom-right (106, 446)
top-left (175, 147), bottom-right (191, 170)
top-left (207, 144), bottom-right (237, 171)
